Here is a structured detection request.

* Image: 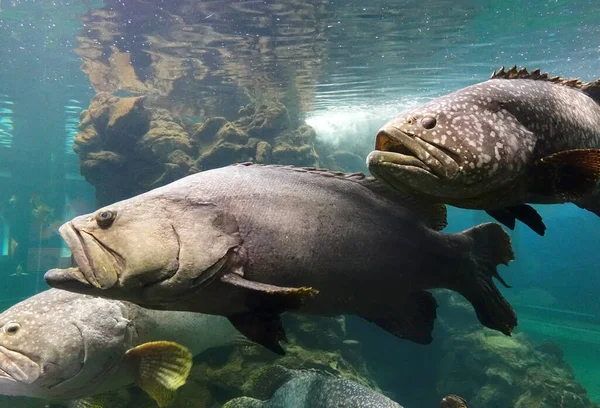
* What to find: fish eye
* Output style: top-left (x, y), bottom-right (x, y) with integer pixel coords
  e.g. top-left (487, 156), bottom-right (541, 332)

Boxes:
top-left (421, 116), bottom-right (437, 129)
top-left (96, 209), bottom-right (117, 228)
top-left (4, 322), bottom-right (20, 336)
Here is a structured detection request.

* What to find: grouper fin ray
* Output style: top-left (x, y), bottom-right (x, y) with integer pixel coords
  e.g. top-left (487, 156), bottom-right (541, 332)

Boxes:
top-left (485, 209), bottom-right (516, 230)
top-left (222, 396), bottom-right (264, 408)
top-left (491, 66), bottom-right (600, 103)
top-left (221, 273), bottom-right (319, 355)
top-left (455, 223), bottom-right (517, 336)
top-left (232, 163), bottom-right (448, 231)
top-left (360, 291), bottom-right (438, 344)
top-left (486, 205), bottom-right (546, 236)
top-left (532, 148), bottom-right (600, 201)
top-left (123, 341), bottom-right (192, 408)
top-left (574, 189), bottom-right (600, 217)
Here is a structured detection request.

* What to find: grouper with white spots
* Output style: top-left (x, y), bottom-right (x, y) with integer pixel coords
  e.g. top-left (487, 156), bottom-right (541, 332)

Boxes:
top-left (221, 365), bottom-right (404, 408)
top-left (44, 163), bottom-right (517, 355)
top-left (367, 66), bottom-right (600, 236)
top-left (0, 288), bottom-right (240, 407)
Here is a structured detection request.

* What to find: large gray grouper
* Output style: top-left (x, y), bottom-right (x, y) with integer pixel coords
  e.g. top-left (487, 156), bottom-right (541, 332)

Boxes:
top-left (0, 288), bottom-right (241, 407)
top-left (44, 163), bottom-right (517, 355)
top-left (367, 66), bottom-right (600, 236)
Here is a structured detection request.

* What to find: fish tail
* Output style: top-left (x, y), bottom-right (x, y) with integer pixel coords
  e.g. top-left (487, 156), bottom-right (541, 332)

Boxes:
top-left (456, 222), bottom-right (517, 336)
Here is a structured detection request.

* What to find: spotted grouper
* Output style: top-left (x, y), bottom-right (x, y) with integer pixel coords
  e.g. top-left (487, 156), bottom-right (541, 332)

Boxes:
top-left (0, 288), bottom-right (241, 407)
top-left (221, 365), bottom-right (404, 408)
top-left (44, 163), bottom-right (516, 354)
top-left (367, 66), bottom-right (600, 236)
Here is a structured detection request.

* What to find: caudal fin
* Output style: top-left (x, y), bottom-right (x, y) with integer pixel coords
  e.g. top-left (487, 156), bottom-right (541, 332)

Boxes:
top-left (457, 222), bottom-right (517, 335)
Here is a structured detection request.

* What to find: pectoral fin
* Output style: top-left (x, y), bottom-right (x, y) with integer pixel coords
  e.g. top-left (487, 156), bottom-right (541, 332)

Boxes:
top-left (124, 341), bottom-right (192, 408)
top-left (532, 148), bottom-right (600, 200)
top-left (221, 273), bottom-right (318, 355)
top-left (359, 291), bottom-right (438, 344)
top-left (486, 204), bottom-right (546, 236)
top-left (228, 312), bottom-right (287, 355)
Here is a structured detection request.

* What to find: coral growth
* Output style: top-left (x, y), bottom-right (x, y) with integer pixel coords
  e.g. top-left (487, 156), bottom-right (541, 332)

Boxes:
top-left (434, 291), bottom-right (598, 408)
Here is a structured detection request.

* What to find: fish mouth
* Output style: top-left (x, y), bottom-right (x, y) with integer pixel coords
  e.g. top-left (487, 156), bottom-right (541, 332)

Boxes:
top-left (0, 346), bottom-right (40, 384)
top-left (58, 222), bottom-right (121, 290)
top-left (372, 127), bottom-right (460, 179)
top-left (44, 267), bottom-right (97, 294)
top-left (0, 366), bottom-right (14, 382)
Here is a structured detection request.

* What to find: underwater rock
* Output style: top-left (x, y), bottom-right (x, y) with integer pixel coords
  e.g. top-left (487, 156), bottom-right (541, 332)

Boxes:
top-left (434, 293), bottom-right (599, 408)
top-left (217, 122), bottom-right (249, 144)
top-left (73, 95), bottom-right (201, 205)
top-left (136, 119), bottom-right (195, 162)
top-left (75, 0), bottom-right (329, 117)
top-left (237, 102), bottom-right (291, 140)
top-left (255, 141), bottom-right (272, 164)
top-left (284, 315), bottom-right (346, 352)
top-left (196, 141), bottom-right (255, 171)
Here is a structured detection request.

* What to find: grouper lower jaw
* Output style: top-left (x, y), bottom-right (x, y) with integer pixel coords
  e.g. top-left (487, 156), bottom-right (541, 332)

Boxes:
top-left (0, 367), bottom-right (15, 382)
top-left (44, 268), bottom-right (99, 295)
top-left (374, 128), bottom-right (460, 179)
top-left (0, 347), bottom-right (40, 384)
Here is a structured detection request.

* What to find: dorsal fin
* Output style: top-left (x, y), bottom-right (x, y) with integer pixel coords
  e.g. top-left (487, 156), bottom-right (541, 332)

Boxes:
top-left (491, 66), bottom-right (600, 103)
top-left (233, 162), bottom-right (448, 231)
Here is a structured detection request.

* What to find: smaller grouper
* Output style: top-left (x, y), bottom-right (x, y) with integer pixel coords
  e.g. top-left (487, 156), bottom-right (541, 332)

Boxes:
top-left (0, 288), bottom-right (241, 407)
top-left (221, 365), bottom-right (404, 408)
top-left (367, 66), bottom-right (600, 236)
top-left (45, 163), bottom-right (517, 355)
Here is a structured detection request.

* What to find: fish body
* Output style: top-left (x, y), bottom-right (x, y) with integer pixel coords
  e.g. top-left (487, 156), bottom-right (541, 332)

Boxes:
top-left (367, 66), bottom-right (600, 235)
top-left (222, 366), bottom-right (403, 408)
top-left (0, 288), bottom-right (237, 402)
top-left (45, 163), bottom-right (516, 354)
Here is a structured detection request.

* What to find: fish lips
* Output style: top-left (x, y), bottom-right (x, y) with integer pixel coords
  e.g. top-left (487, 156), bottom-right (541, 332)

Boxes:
top-left (58, 222), bottom-right (119, 290)
top-left (0, 346), bottom-right (40, 384)
top-left (44, 267), bottom-right (97, 295)
top-left (371, 127), bottom-right (460, 180)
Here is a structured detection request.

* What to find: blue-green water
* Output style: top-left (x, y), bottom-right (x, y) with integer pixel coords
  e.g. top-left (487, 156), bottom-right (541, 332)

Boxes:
top-left (0, 0), bottom-right (599, 407)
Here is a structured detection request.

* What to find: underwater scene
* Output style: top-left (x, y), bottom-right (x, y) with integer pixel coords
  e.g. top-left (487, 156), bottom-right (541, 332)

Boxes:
top-left (0, 0), bottom-right (599, 407)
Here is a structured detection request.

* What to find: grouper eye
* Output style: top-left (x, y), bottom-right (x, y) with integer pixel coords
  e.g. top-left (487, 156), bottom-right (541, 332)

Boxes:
top-left (421, 116), bottom-right (437, 129)
top-left (96, 209), bottom-right (117, 228)
top-left (4, 322), bottom-right (20, 336)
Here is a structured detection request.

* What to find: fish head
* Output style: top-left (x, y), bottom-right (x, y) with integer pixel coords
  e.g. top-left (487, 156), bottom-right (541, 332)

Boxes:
top-left (0, 289), bottom-right (131, 399)
top-left (367, 86), bottom-right (536, 203)
top-left (45, 191), bottom-right (242, 305)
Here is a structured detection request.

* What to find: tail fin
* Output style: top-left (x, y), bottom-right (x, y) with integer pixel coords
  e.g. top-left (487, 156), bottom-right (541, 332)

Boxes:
top-left (457, 222), bottom-right (517, 335)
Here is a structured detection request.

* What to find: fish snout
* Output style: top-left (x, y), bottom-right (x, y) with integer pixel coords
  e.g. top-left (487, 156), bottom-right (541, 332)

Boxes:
top-left (375, 127), bottom-right (460, 180)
